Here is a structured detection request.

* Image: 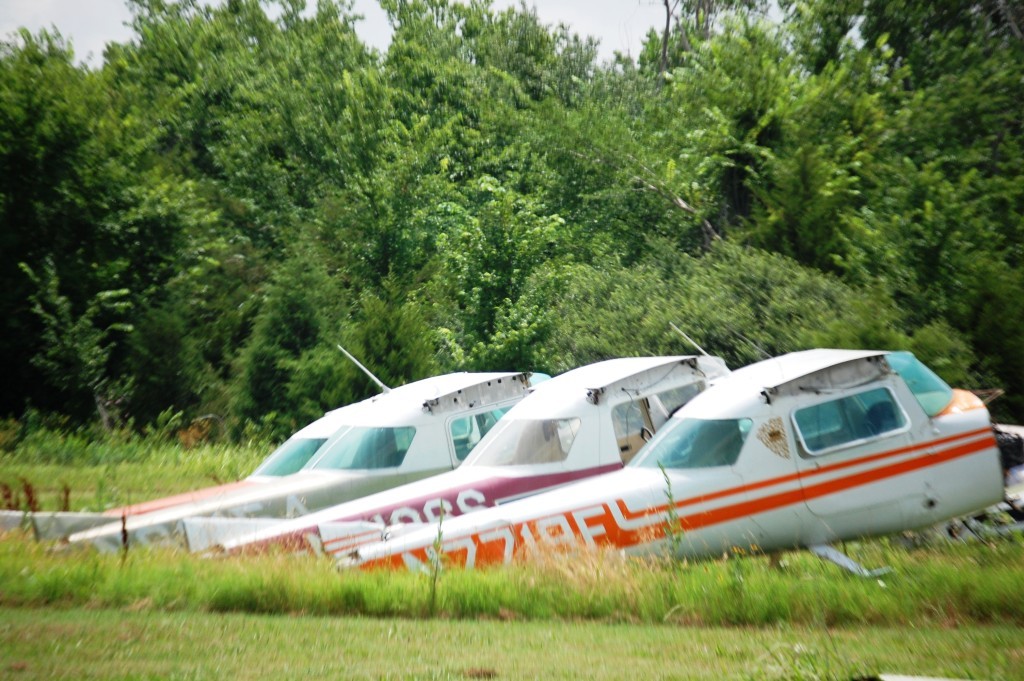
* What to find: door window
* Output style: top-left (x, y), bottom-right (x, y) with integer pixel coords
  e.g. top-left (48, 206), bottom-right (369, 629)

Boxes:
top-left (449, 407), bottom-right (513, 461)
top-left (793, 387), bottom-right (907, 456)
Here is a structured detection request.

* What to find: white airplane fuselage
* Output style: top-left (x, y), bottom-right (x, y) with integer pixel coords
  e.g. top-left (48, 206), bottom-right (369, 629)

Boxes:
top-left (206, 355), bottom-right (730, 555)
top-left (65, 372), bottom-right (533, 551)
top-left (348, 350), bottom-right (1004, 571)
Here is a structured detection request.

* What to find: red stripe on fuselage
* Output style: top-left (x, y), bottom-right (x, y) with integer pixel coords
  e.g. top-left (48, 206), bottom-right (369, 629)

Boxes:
top-left (253, 463), bottom-right (623, 555)
top-left (103, 480), bottom-right (255, 517)
top-left (675, 432), bottom-right (995, 532)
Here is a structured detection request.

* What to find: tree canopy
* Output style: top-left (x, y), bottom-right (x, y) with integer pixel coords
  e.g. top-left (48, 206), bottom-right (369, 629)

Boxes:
top-left (2, 0), bottom-right (1022, 439)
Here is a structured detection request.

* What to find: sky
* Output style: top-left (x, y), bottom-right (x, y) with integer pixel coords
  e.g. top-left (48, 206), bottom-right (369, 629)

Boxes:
top-left (1, 0), bottom-right (668, 68)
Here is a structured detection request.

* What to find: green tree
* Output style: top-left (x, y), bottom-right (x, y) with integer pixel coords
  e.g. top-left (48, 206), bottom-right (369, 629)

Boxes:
top-left (0, 29), bottom-right (175, 421)
top-left (282, 283), bottom-right (439, 432)
top-left (231, 249), bottom-right (338, 432)
top-left (20, 261), bottom-right (134, 428)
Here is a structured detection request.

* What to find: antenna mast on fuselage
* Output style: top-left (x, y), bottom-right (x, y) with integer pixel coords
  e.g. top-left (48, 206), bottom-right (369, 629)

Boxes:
top-left (337, 344), bottom-right (391, 393)
top-left (669, 322), bottom-right (709, 356)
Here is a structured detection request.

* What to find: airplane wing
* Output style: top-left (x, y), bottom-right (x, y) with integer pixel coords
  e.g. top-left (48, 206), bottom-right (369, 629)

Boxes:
top-left (182, 516), bottom-right (386, 554)
top-left (0, 510), bottom-right (115, 540)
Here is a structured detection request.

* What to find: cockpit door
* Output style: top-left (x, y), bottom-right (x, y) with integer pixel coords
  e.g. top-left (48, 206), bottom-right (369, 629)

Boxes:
top-left (789, 384), bottom-right (920, 542)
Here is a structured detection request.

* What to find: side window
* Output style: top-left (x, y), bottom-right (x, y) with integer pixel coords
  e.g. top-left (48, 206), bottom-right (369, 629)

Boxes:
top-left (793, 387), bottom-right (907, 455)
top-left (612, 400), bottom-right (647, 463)
top-left (533, 418), bottom-right (581, 463)
top-left (651, 383), bottom-right (705, 418)
top-left (449, 407), bottom-right (512, 462)
top-left (611, 383), bottom-right (707, 464)
top-left (469, 417), bottom-right (582, 466)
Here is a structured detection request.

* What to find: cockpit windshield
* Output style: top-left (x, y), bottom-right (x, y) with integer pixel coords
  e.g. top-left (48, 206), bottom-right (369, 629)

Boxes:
top-left (466, 417), bottom-right (582, 466)
top-left (633, 418), bottom-right (752, 469)
top-left (250, 436), bottom-right (330, 477)
top-left (887, 351), bottom-right (954, 417)
top-left (305, 426), bottom-right (416, 470)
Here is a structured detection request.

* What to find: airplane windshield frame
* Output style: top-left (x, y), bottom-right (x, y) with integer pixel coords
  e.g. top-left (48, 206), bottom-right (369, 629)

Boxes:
top-left (632, 417), bottom-right (752, 469)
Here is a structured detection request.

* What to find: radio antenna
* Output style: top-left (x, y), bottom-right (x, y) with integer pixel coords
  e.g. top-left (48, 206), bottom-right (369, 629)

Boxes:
top-left (337, 344), bottom-right (391, 393)
top-left (669, 322), bottom-right (709, 356)
top-left (736, 332), bottom-right (772, 360)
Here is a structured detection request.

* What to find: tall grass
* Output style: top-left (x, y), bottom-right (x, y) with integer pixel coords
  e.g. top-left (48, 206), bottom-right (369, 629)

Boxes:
top-left (3, 530), bottom-right (1023, 626)
top-left (0, 425), bottom-right (270, 511)
top-left (5, 422), bottom-right (269, 470)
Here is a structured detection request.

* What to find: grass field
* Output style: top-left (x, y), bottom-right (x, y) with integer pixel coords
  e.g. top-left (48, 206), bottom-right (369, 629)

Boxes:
top-left (3, 439), bottom-right (1024, 678)
top-left (2, 529), bottom-right (1024, 679)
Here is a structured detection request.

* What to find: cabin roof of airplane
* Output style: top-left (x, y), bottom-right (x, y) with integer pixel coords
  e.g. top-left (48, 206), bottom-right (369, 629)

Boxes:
top-left (679, 350), bottom-right (897, 419)
top-left (501, 356), bottom-right (726, 418)
top-left (307, 371), bottom-right (530, 427)
top-left (676, 350), bottom-right (891, 420)
top-left (542, 356), bottom-right (704, 394)
top-left (737, 349), bottom-right (887, 392)
top-left (724, 348), bottom-right (884, 391)
top-left (373, 371), bottom-right (529, 403)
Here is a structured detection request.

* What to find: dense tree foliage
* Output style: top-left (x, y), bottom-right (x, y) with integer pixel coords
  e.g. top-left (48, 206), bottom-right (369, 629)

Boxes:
top-left (2, 0), bottom-right (1022, 439)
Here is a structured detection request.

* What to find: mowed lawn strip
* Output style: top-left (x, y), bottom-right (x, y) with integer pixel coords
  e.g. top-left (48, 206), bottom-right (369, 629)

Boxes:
top-left (1, 606), bottom-right (1021, 680)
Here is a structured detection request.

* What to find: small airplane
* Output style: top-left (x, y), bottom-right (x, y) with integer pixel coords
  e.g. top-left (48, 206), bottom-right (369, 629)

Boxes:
top-left (1, 416), bottom-right (350, 538)
top-left (18, 405), bottom-right (359, 540)
top-left (60, 370), bottom-right (536, 551)
top-left (342, 350), bottom-right (1006, 576)
top-left (188, 355), bottom-right (730, 554)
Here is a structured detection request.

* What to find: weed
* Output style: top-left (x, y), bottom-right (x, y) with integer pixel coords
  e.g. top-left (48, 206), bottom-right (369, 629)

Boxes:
top-left (93, 464), bottom-right (113, 511)
top-left (120, 511), bottom-right (129, 566)
top-left (2, 533), bottom-right (1024, 627)
top-left (755, 641), bottom-right (867, 681)
top-left (0, 418), bottom-right (19, 452)
top-left (19, 478), bottom-right (39, 513)
top-left (727, 545), bottom-right (749, 621)
top-left (429, 503), bottom-right (445, 616)
top-left (659, 462), bottom-right (682, 560)
top-left (1, 482), bottom-right (17, 510)
top-left (178, 421), bottom-right (207, 449)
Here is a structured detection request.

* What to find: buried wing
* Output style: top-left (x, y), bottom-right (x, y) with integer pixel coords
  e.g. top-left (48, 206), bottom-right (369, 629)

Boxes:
top-left (7, 424), bottom-right (338, 542)
top-left (183, 515), bottom-right (388, 555)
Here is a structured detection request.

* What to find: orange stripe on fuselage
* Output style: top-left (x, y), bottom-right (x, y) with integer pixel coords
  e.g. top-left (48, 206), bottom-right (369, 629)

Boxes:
top-left (675, 432), bottom-right (995, 533)
top-left (615, 426), bottom-right (994, 522)
top-left (359, 428), bottom-right (997, 571)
